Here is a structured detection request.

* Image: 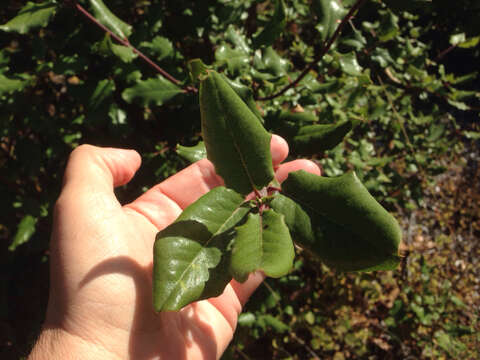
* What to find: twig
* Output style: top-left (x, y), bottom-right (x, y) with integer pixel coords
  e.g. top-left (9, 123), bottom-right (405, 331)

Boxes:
top-left (436, 44), bottom-right (457, 61)
top-left (376, 75), bottom-right (415, 154)
top-left (66, 1), bottom-right (197, 93)
top-left (291, 332), bottom-right (321, 360)
top-left (257, 0), bottom-right (367, 101)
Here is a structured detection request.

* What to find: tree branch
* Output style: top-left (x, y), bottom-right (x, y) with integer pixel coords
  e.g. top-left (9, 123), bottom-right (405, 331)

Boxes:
top-left (257, 0), bottom-right (367, 101)
top-left (66, 1), bottom-right (197, 93)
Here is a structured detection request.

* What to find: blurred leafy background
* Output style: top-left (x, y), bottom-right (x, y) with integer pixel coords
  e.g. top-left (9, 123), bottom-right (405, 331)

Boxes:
top-left (0, 0), bottom-right (479, 358)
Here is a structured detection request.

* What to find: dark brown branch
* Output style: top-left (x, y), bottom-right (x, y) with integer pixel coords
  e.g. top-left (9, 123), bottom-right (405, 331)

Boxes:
top-left (66, 1), bottom-right (197, 93)
top-left (257, 0), bottom-right (367, 101)
top-left (436, 44), bottom-right (457, 61)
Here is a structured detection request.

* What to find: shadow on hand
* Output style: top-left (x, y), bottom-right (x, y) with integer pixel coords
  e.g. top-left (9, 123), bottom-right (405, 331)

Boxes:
top-left (79, 256), bottom-right (218, 360)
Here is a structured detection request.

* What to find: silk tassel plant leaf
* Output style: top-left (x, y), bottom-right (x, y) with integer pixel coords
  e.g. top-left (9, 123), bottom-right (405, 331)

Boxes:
top-left (152, 60), bottom-right (402, 312)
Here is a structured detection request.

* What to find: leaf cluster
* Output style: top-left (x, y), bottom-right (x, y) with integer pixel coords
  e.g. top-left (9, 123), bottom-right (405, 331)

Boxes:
top-left (1, 0), bottom-right (479, 357)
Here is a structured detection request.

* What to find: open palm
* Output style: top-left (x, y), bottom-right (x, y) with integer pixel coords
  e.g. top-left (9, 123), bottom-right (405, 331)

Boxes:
top-left (34, 135), bottom-right (319, 360)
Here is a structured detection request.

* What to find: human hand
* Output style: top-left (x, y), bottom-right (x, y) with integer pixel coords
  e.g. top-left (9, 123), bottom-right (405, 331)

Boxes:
top-left (29, 135), bottom-right (320, 360)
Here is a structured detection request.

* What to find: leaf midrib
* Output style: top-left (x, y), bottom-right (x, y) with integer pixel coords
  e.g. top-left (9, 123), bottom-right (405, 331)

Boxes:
top-left (281, 191), bottom-right (397, 257)
top-left (212, 74), bottom-right (258, 194)
top-left (164, 202), bottom-right (249, 306)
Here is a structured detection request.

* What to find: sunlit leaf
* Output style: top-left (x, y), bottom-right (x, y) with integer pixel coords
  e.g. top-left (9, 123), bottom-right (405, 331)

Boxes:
top-left (279, 170), bottom-right (402, 271)
top-left (9, 215), bottom-right (37, 251)
top-left (199, 70), bottom-right (274, 195)
top-left (140, 36), bottom-right (174, 61)
top-left (312, 0), bottom-right (347, 41)
top-left (176, 141), bottom-right (207, 163)
top-left (378, 11), bottom-right (399, 42)
top-left (122, 77), bottom-right (183, 107)
top-left (88, 0), bottom-right (132, 39)
top-left (215, 44), bottom-right (250, 75)
top-left (0, 74), bottom-right (33, 97)
top-left (0, 1), bottom-right (57, 35)
top-left (92, 34), bottom-right (137, 63)
top-left (230, 210), bottom-right (294, 282)
top-left (153, 187), bottom-right (250, 311)
top-left (339, 52), bottom-right (362, 76)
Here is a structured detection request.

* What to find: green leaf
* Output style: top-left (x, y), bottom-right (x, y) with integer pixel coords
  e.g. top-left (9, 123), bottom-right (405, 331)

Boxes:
top-left (230, 210), bottom-right (294, 282)
top-left (280, 171), bottom-right (402, 271)
top-left (261, 46), bottom-right (288, 77)
top-left (258, 314), bottom-right (289, 333)
top-left (339, 52), bottom-right (362, 76)
top-left (93, 35), bottom-right (137, 63)
top-left (0, 1), bottom-right (57, 35)
top-left (292, 120), bottom-right (352, 154)
top-left (122, 77), bottom-right (183, 107)
top-left (312, 0), bottom-right (347, 41)
top-left (449, 33), bottom-right (466, 46)
top-left (153, 187), bottom-right (250, 311)
top-left (225, 25), bottom-right (250, 53)
top-left (221, 75), bottom-right (263, 123)
top-left (0, 74), bottom-right (33, 97)
top-left (378, 11), bottom-right (399, 42)
top-left (9, 215), bottom-right (37, 251)
top-left (176, 141), bottom-right (207, 163)
top-left (140, 36), bottom-right (174, 61)
top-left (88, 79), bottom-right (115, 111)
top-left (199, 70), bottom-right (274, 195)
top-left (457, 36), bottom-right (480, 49)
top-left (85, 79), bottom-right (115, 124)
top-left (266, 110), bottom-right (317, 144)
top-left (253, 0), bottom-right (287, 48)
top-left (270, 194), bottom-right (315, 245)
top-left (215, 44), bottom-right (250, 76)
top-left (188, 58), bottom-right (209, 83)
top-left (88, 0), bottom-right (132, 39)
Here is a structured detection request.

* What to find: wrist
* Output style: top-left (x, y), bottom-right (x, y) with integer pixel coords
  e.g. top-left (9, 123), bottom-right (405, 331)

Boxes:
top-left (29, 326), bottom-right (122, 360)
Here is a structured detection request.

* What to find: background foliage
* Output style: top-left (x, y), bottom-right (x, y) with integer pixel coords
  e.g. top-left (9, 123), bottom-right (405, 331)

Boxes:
top-left (1, 0), bottom-right (479, 358)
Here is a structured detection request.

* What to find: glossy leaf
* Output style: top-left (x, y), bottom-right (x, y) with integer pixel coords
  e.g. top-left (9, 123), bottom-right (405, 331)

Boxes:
top-left (88, 0), bottom-right (132, 39)
top-left (339, 52), bottom-right (362, 76)
top-left (0, 1), bottom-right (57, 35)
top-left (153, 187), bottom-right (250, 311)
top-left (292, 119), bottom-right (352, 154)
top-left (312, 0), bottom-right (347, 41)
top-left (215, 44), bottom-right (249, 76)
top-left (122, 77), bottom-right (182, 107)
top-left (176, 142), bottom-right (207, 163)
top-left (199, 70), bottom-right (274, 195)
top-left (280, 170), bottom-right (402, 271)
top-left (9, 215), bottom-right (37, 251)
top-left (230, 210), bottom-right (294, 282)
top-left (253, 0), bottom-right (287, 48)
top-left (225, 25), bottom-right (250, 53)
top-left (262, 46), bottom-right (289, 77)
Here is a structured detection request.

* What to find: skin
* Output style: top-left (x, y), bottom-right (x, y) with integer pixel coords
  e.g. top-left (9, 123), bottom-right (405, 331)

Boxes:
top-left (29, 135), bottom-right (320, 360)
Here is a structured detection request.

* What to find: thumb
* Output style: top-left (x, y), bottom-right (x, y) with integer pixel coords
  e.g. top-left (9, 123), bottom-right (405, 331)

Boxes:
top-left (61, 144), bottom-right (141, 198)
